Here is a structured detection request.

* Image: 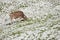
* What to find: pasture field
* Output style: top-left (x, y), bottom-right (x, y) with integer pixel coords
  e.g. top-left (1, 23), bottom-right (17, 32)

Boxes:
top-left (0, 0), bottom-right (60, 40)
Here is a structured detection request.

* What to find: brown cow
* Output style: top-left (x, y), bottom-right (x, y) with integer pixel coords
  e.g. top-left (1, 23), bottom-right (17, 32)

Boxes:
top-left (9, 11), bottom-right (27, 23)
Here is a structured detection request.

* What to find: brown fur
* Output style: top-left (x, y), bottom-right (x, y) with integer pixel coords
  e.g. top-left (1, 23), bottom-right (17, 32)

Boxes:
top-left (9, 11), bottom-right (27, 23)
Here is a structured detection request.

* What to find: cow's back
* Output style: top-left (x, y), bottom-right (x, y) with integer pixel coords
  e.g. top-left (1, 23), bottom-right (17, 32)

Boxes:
top-left (10, 11), bottom-right (27, 21)
top-left (10, 11), bottom-right (24, 19)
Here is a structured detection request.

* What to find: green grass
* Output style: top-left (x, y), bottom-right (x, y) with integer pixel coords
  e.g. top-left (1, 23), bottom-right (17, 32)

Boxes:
top-left (15, 14), bottom-right (53, 28)
top-left (42, 14), bottom-right (53, 22)
top-left (16, 18), bottom-right (35, 27)
top-left (0, 28), bottom-right (3, 33)
top-left (11, 31), bottom-right (22, 36)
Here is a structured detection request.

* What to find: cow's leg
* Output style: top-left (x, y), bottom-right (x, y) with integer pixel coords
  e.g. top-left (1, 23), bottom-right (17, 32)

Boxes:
top-left (10, 17), bottom-right (13, 24)
top-left (13, 18), bottom-right (16, 23)
top-left (19, 16), bottom-right (24, 21)
top-left (24, 15), bottom-right (27, 20)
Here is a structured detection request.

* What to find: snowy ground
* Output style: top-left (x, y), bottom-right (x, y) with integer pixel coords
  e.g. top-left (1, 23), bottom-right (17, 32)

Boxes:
top-left (0, 0), bottom-right (60, 40)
